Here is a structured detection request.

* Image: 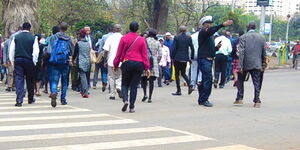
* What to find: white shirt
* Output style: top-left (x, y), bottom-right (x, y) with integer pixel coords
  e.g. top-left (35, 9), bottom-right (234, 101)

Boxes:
top-left (9, 30), bottom-right (40, 66)
top-left (215, 35), bottom-right (232, 56)
top-left (159, 45), bottom-right (171, 67)
top-left (190, 32), bottom-right (199, 59)
top-left (86, 35), bottom-right (92, 48)
top-left (103, 32), bottom-right (123, 67)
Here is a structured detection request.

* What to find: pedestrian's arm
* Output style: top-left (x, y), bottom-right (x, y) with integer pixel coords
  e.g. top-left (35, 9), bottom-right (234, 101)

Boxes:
top-left (73, 43), bottom-right (79, 61)
top-left (157, 43), bottom-right (163, 62)
top-left (171, 37), bottom-right (177, 60)
top-left (2, 41), bottom-right (8, 64)
top-left (98, 37), bottom-right (105, 53)
top-left (68, 39), bottom-right (75, 56)
top-left (189, 37), bottom-right (195, 60)
top-left (8, 37), bottom-right (16, 63)
top-left (32, 36), bottom-right (40, 66)
top-left (238, 37), bottom-right (245, 71)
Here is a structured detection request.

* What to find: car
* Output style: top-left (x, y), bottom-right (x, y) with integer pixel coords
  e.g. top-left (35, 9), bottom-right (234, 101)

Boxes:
top-left (269, 42), bottom-right (282, 52)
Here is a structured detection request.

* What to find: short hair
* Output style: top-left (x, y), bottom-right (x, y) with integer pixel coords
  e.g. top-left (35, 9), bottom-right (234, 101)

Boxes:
top-left (248, 22), bottom-right (256, 30)
top-left (179, 26), bottom-right (187, 33)
top-left (79, 28), bottom-right (87, 39)
top-left (52, 26), bottom-right (59, 35)
top-left (129, 21), bottom-right (139, 32)
top-left (107, 25), bottom-right (114, 32)
top-left (148, 29), bottom-right (157, 38)
top-left (59, 22), bottom-right (68, 32)
top-left (22, 22), bottom-right (31, 31)
top-left (114, 24), bottom-right (122, 32)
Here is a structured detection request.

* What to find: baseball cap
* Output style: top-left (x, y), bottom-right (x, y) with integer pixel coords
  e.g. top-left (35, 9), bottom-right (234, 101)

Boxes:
top-left (199, 16), bottom-right (213, 25)
top-left (165, 32), bottom-right (172, 36)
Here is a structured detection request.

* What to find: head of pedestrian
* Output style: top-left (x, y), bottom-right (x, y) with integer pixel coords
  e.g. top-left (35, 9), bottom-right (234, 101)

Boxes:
top-left (22, 22), bottom-right (31, 31)
top-left (179, 26), bottom-right (187, 34)
top-left (199, 16), bottom-right (213, 29)
top-left (79, 28), bottom-right (87, 40)
top-left (165, 32), bottom-right (172, 40)
top-left (129, 21), bottom-right (139, 33)
top-left (159, 38), bottom-right (164, 46)
top-left (114, 24), bottom-right (122, 33)
top-left (107, 25), bottom-right (114, 33)
top-left (148, 29), bottom-right (157, 38)
top-left (52, 26), bottom-right (59, 35)
top-left (84, 26), bottom-right (91, 35)
top-left (247, 22), bottom-right (256, 31)
top-left (59, 22), bottom-right (68, 32)
top-left (297, 40), bottom-right (300, 45)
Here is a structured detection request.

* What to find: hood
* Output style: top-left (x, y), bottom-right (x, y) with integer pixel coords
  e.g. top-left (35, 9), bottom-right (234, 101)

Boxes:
top-left (56, 32), bottom-right (71, 41)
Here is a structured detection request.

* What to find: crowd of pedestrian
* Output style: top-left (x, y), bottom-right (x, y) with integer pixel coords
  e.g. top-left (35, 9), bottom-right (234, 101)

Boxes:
top-left (0, 15), bottom-right (270, 112)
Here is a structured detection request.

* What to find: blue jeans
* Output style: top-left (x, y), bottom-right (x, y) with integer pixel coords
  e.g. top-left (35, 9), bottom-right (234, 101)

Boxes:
top-left (50, 64), bottom-right (69, 101)
top-left (164, 62), bottom-right (172, 81)
top-left (93, 60), bottom-right (108, 86)
top-left (226, 56), bottom-right (233, 82)
top-left (197, 58), bottom-right (213, 103)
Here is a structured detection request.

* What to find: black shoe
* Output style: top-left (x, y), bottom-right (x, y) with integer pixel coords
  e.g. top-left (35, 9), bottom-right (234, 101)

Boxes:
top-left (199, 101), bottom-right (213, 107)
top-left (129, 109), bottom-right (135, 113)
top-left (117, 89), bottom-right (122, 98)
top-left (158, 84), bottom-right (163, 87)
top-left (61, 100), bottom-right (67, 105)
top-left (142, 96), bottom-right (148, 102)
top-left (50, 93), bottom-right (57, 108)
top-left (122, 102), bottom-right (129, 112)
top-left (15, 102), bottom-right (22, 107)
top-left (102, 83), bottom-right (107, 92)
top-left (148, 99), bottom-right (152, 103)
top-left (109, 97), bottom-right (115, 100)
top-left (172, 92), bottom-right (182, 96)
top-left (5, 87), bottom-right (11, 92)
top-left (28, 98), bottom-right (36, 104)
top-left (188, 85), bottom-right (194, 95)
top-left (12, 87), bottom-right (16, 91)
top-left (213, 81), bottom-right (218, 89)
top-left (219, 85), bottom-right (224, 89)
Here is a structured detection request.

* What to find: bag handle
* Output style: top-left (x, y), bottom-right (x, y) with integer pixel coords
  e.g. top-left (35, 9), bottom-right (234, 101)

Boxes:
top-left (125, 36), bottom-right (140, 55)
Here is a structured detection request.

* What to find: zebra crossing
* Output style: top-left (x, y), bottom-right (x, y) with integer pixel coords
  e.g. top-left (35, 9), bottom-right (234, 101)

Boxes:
top-left (0, 92), bottom-right (261, 150)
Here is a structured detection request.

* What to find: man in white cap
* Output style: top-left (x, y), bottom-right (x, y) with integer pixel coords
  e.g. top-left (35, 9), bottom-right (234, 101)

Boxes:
top-left (197, 16), bottom-right (233, 107)
top-left (163, 32), bottom-right (173, 83)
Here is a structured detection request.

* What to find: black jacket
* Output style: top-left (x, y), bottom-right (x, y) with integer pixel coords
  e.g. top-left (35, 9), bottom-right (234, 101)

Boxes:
top-left (198, 24), bottom-right (224, 59)
top-left (171, 33), bottom-right (194, 61)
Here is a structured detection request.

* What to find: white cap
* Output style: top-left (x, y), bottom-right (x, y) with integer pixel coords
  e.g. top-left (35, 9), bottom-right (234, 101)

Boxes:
top-left (199, 16), bottom-right (213, 26)
top-left (158, 38), bottom-right (164, 41)
top-left (165, 32), bottom-right (172, 36)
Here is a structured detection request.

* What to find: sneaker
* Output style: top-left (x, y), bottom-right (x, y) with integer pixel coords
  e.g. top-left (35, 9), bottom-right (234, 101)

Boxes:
top-left (199, 101), bottom-right (213, 107)
top-left (5, 87), bottom-right (11, 92)
top-left (117, 89), bottom-right (122, 98)
top-left (142, 96), bottom-right (148, 102)
top-left (50, 93), bottom-right (57, 108)
top-left (148, 99), bottom-right (152, 103)
top-left (28, 98), bottom-right (36, 104)
top-left (15, 102), bottom-right (22, 107)
top-left (109, 96), bottom-right (115, 100)
top-left (254, 103), bottom-right (261, 108)
top-left (102, 83), bottom-right (107, 92)
top-left (172, 92), bottom-right (182, 96)
top-left (122, 102), bottom-right (129, 112)
top-left (129, 109), bottom-right (135, 113)
top-left (213, 80), bottom-right (218, 89)
top-left (61, 100), bottom-right (68, 105)
top-left (92, 86), bottom-right (97, 89)
top-left (233, 100), bottom-right (243, 105)
top-left (82, 94), bottom-right (89, 98)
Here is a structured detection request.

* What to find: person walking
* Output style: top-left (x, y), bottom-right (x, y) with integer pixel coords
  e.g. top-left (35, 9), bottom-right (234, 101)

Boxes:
top-left (93, 26), bottom-right (113, 91)
top-left (171, 26), bottom-right (194, 96)
top-left (34, 34), bottom-right (46, 96)
top-left (9, 22), bottom-right (40, 107)
top-left (103, 24), bottom-right (123, 100)
top-left (114, 21), bottom-right (150, 113)
top-left (197, 16), bottom-right (233, 107)
top-left (158, 38), bottom-right (171, 86)
top-left (73, 29), bottom-right (91, 98)
top-left (232, 31), bottom-right (244, 87)
top-left (213, 30), bottom-right (232, 89)
top-left (163, 32), bottom-right (173, 83)
top-left (234, 22), bottom-right (267, 108)
top-left (190, 30), bottom-right (202, 93)
top-left (47, 22), bottom-right (74, 107)
top-left (292, 40), bottom-right (300, 68)
top-left (141, 29), bottom-right (162, 103)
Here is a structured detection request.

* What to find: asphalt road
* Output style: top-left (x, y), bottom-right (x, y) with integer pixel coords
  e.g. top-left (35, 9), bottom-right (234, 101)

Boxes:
top-left (0, 69), bottom-right (299, 150)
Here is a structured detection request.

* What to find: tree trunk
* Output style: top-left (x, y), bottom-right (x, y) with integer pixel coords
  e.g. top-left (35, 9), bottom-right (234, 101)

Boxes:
top-left (151, 0), bottom-right (169, 34)
top-left (2, 0), bottom-right (39, 37)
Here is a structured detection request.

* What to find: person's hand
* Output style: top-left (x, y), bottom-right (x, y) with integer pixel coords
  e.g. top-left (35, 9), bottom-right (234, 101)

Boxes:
top-left (223, 20), bottom-right (233, 27)
top-left (216, 43), bottom-right (222, 50)
top-left (146, 69), bottom-right (151, 79)
top-left (104, 62), bottom-right (108, 68)
top-left (72, 60), bottom-right (76, 66)
top-left (114, 67), bottom-right (118, 72)
top-left (189, 60), bottom-right (192, 64)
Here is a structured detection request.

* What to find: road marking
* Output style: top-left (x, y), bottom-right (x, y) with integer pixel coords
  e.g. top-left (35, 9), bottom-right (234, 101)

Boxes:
top-left (0, 126), bottom-right (169, 143)
top-left (0, 109), bottom-right (90, 115)
top-left (0, 105), bottom-right (75, 110)
top-left (0, 114), bottom-right (111, 122)
top-left (198, 144), bottom-right (261, 150)
top-left (0, 101), bottom-right (49, 105)
top-left (0, 119), bottom-right (138, 131)
top-left (11, 135), bottom-right (210, 150)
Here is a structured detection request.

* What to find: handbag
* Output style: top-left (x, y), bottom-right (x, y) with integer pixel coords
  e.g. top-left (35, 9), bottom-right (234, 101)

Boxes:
top-left (90, 49), bottom-right (97, 63)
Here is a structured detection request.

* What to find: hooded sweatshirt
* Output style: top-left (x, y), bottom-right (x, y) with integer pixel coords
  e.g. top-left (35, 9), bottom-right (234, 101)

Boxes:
top-left (47, 32), bottom-right (74, 56)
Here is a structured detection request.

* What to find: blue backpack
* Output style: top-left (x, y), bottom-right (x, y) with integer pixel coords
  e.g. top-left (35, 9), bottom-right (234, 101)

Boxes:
top-left (49, 35), bottom-right (69, 65)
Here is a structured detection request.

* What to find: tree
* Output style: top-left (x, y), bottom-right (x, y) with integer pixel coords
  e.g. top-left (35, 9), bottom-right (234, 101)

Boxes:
top-left (2, 0), bottom-right (39, 37)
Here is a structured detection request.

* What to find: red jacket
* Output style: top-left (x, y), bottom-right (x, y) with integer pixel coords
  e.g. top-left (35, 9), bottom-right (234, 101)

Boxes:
top-left (114, 32), bottom-right (150, 70)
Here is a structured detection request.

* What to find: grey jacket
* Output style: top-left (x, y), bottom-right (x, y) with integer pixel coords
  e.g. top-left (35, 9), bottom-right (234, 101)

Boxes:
top-left (238, 30), bottom-right (266, 71)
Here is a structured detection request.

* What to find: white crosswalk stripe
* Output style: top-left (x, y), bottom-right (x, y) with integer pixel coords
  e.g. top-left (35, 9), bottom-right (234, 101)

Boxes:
top-left (0, 95), bottom-right (259, 150)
